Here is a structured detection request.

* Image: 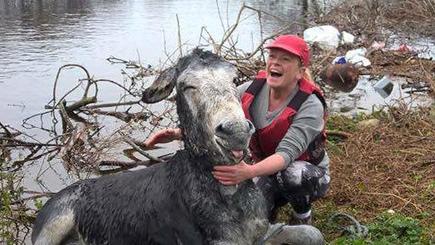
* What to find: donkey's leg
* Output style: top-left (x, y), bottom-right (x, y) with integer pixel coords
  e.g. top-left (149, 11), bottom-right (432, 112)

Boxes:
top-left (265, 224), bottom-right (324, 245)
top-left (32, 207), bottom-right (76, 245)
top-left (32, 184), bottom-right (82, 245)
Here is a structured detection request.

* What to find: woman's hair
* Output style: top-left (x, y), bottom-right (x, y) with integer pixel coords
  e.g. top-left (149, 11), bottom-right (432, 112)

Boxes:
top-left (296, 58), bottom-right (313, 81)
top-left (302, 68), bottom-right (313, 81)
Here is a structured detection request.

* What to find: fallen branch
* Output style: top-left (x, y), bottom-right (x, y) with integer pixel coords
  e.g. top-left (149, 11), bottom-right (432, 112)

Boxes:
top-left (99, 152), bottom-right (174, 168)
top-left (99, 160), bottom-right (149, 167)
top-left (326, 130), bottom-right (352, 139)
top-left (90, 109), bottom-right (150, 123)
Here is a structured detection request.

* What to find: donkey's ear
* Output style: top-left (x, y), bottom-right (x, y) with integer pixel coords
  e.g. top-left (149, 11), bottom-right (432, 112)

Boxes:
top-left (141, 67), bottom-right (178, 103)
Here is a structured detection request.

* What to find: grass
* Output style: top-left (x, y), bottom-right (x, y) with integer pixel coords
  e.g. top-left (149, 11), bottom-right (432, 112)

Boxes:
top-left (0, 159), bottom-right (33, 245)
top-left (329, 212), bottom-right (427, 244)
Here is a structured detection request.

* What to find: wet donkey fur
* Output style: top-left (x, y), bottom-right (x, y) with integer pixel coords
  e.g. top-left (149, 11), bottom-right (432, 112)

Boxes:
top-left (31, 49), bottom-right (269, 245)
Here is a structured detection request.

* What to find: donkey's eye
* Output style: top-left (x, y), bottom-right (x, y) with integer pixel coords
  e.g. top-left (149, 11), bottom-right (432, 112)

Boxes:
top-left (183, 85), bottom-right (197, 91)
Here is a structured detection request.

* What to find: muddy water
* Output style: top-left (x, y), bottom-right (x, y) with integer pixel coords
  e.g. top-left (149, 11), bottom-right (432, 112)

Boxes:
top-left (1, 0), bottom-right (314, 192)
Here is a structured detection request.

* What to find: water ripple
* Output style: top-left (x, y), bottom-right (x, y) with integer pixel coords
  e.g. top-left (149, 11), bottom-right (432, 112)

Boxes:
top-left (0, 0), bottom-right (303, 127)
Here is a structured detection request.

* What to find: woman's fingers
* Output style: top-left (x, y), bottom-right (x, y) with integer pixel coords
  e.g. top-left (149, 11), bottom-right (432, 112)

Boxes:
top-left (212, 171), bottom-right (234, 178)
top-left (145, 133), bottom-right (163, 146)
top-left (213, 165), bottom-right (235, 172)
top-left (144, 137), bottom-right (156, 147)
top-left (212, 167), bottom-right (241, 185)
top-left (213, 174), bottom-right (237, 185)
top-left (145, 128), bottom-right (179, 146)
top-left (212, 161), bottom-right (253, 185)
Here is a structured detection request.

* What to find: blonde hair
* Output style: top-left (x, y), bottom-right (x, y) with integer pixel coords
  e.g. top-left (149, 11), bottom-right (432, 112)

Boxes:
top-left (302, 68), bottom-right (313, 81)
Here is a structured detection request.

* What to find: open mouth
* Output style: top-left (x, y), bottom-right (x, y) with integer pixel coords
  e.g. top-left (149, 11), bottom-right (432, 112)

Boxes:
top-left (269, 70), bottom-right (282, 78)
top-left (215, 138), bottom-right (246, 162)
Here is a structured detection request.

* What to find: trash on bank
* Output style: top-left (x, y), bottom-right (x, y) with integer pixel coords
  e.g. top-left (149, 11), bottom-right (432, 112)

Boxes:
top-left (341, 31), bottom-right (355, 45)
top-left (327, 76), bottom-right (433, 116)
top-left (373, 75), bottom-right (394, 98)
top-left (386, 34), bottom-right (435, 60)
top-left (370, 41), bottom-right (386, 50)
top-left (345, 48), bottom-right (371, 67)
top-left (303, 25), bottom-right (340, 50)
top-left (332, 56), bottom-right (347, 64)
top-left (321, 63), bottom-right (359, 92)
top-left (345, 48), bottom-right (366, 59)
top-left (397, 44), bottom-right (411, 53)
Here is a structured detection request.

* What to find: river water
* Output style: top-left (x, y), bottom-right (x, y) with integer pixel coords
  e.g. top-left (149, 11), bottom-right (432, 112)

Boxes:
top-left (0, 0), bottom-right (314, 128)
top-left (1, 0), bottom-right (315, 192)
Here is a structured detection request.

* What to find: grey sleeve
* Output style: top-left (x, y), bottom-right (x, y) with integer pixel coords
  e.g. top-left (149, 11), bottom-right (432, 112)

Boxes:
top-left (275, 94), bottom-right (325, 167)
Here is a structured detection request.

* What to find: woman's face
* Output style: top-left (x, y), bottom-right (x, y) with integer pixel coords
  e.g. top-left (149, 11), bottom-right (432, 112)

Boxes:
top-left (266, 48), bottom-right (305, 90)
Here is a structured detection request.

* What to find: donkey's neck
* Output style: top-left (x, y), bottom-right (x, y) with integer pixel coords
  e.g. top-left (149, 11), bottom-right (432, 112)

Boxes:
top-left (174, 150), bottom-right (241, 196)
top-left (219, 184), bottom-right (239, 196)
top-left (181, 146), bottom-right (229, 167)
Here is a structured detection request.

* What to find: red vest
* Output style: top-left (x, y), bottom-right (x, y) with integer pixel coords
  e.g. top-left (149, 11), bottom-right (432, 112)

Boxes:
top-left (241, 72), bottom-right (327, 165)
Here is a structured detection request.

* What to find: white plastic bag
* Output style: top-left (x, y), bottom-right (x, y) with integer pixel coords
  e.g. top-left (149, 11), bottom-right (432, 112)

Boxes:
top-left (303, 25), bottom-right (340, 50)
top-left (341, 31), bottom-right (355, 44)
top-left (345, 48), bottom-right (371, 67)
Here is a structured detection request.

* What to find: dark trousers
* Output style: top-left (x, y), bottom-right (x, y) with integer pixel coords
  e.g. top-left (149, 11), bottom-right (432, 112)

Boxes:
top-left (256, 161), bottom-right (330, 220)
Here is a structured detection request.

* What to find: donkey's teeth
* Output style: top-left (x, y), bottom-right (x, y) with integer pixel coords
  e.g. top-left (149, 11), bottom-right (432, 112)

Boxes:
top-left (231, 150), bottom-right (244, 160)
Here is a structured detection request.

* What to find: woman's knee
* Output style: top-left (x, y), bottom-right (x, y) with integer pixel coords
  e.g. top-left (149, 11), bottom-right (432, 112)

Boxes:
top-left (278, 161), bottom-right (330, 198)
top-left (280, 161), bottom-right (326, 185)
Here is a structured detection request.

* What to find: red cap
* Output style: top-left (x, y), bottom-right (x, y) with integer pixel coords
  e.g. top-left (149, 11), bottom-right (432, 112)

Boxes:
top-left (265, 35), bottom-right (310, 66)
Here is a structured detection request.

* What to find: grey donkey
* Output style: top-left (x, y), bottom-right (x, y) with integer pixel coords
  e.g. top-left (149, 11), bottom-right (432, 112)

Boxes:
top-left (31, 49), bottom-right (269, 244)
top-left (31, 49), bottom-right (324, 245)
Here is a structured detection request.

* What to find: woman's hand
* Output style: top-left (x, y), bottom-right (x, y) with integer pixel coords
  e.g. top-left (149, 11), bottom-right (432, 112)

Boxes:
top-left (213, 154), bottom-right (287, 185)
top-left (144, 128), bottom-right (182, 148)
top-left (212, 161), bottom-right (254, 185)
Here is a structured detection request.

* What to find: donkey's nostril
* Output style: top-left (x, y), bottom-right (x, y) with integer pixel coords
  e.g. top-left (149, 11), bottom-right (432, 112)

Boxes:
top-left (215, 122), bottom-right (229, 136)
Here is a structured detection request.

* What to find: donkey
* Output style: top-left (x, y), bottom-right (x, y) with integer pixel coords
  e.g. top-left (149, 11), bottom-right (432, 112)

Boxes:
top-left (31, 49), bottom-right (269, 245)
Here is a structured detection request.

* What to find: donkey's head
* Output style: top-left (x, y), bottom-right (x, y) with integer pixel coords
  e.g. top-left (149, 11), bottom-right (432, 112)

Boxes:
top-left (142, 49), bottom-right (254, 165)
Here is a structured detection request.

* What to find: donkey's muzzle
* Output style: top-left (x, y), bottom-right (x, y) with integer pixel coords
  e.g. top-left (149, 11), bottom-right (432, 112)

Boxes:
top-left (215, 119), bottom-right (254, 148)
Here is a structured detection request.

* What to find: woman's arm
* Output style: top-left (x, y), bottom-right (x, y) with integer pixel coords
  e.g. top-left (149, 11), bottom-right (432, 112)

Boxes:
top-left (212, 154), bottom-right (286, 185)
top-left (275, 94), bottom-right (324, 167)
top-left (144, 128), bottom-right (182, 147)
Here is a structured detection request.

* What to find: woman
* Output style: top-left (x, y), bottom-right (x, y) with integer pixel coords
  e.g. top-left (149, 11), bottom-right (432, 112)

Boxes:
top-left (145, 35), bottom-right (330, 225)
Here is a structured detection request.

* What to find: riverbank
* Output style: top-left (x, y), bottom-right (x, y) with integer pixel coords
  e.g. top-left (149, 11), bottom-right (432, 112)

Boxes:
top-left (287, 106), bottom-right (434, 243)
top-left (277, 0), bottom-right (435, 243)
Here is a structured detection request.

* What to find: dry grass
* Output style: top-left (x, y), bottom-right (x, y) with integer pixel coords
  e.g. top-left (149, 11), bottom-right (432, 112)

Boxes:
top-left (313, 105), bottom-right (435, 240)
top-left (318, 0), bottom-right (435, 38)
top-left (383, 0), bottom-right (435, 36)
top-left (369, 50), bottom-right (435, 78)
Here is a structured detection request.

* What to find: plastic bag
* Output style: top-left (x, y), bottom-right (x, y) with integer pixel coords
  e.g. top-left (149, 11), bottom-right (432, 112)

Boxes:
top-left (303, 25), bottom-right (340, 50)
